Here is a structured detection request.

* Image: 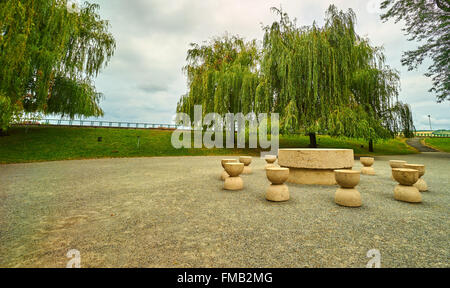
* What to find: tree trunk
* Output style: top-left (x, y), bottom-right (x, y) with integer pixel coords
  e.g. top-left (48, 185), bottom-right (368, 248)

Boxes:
top-left (309, 132), bottom-right (317, 148)
top-left (369, 139), bottom-right (374, 152)
top-left (0, 128), bottom-right (7, 137)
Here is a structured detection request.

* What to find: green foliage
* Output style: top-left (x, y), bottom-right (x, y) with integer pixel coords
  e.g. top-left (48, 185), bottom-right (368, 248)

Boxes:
top-left (381, 0), bottom-right (450, 102)
top-left (0, 92), bottom-right (14, 131)
top-left (261, 5), bottom-right (413, 140)
top-left (177, 5), bottom-right (416, 141)
top-left (46, 76), bottom-right (104, 118)
top-left (261, 6), bottom-right (360, 133)
top-left (177, 35), bottom-right (260, 119)
top-left (0, 0), bottom-right (115, 128)
top-left (326, 105), bottom-right (386, 140)
top-left (0, 126), bottom-right (417, 163)
top-left (425, 137), bottom-right (450, 152)
top-left (390, 101), bottom-right (415, 138)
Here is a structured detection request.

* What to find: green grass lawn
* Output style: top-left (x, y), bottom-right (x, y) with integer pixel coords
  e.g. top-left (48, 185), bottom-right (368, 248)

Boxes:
top-left (0, 126), bottom-right (417, 164)
top-left (424, 138), bottom-right (450, 153)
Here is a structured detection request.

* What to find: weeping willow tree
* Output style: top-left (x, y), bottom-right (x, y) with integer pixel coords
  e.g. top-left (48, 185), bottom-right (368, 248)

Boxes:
top-left (0, 0), bottom-right (115, 134)
top-left (176, 35), bottom-right (260, 121)
top-left (177, 5), bottom-right (414, 150)
top-left (259, 5), bottom-right (414, 148)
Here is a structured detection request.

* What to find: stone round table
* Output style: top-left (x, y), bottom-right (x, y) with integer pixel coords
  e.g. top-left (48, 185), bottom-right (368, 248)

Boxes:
top-left (278, 148), bottom-right (354, 185)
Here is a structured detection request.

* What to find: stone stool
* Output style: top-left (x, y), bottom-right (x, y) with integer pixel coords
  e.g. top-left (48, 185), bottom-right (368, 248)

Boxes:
top-left (223, 163), bottom-right (245, 191)
top-left (404, 164), bottom-right (428, 192)
top-left (220, 159), bottom-right (237, 180)
top-left (334, 170), bottom-right (362, 207)
top-left (360, 157), bottom-right (375, 175)
top-left (265, 155), bottom-right (278, 170)
top-left (392, 168), bottom-right (421, 203)
top-left (266, 167), bottom-right (290, 202)
top-left (389, 160), bottom-right (407, 180)
top-left (239, 156), bottom-right (252, 174)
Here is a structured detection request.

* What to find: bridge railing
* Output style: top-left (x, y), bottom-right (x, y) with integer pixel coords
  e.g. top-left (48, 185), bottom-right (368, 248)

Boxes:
top-left (16, 119), bottom-right (179, 130)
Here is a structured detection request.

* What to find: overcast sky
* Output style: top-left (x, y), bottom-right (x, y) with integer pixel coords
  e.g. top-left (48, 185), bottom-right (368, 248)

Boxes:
top-left (85, 0), bottom-right (449, 130)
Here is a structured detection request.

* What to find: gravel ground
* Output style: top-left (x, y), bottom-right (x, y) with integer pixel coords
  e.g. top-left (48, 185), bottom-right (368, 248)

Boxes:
top-left (0, 153), bottom-right (449, 268)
